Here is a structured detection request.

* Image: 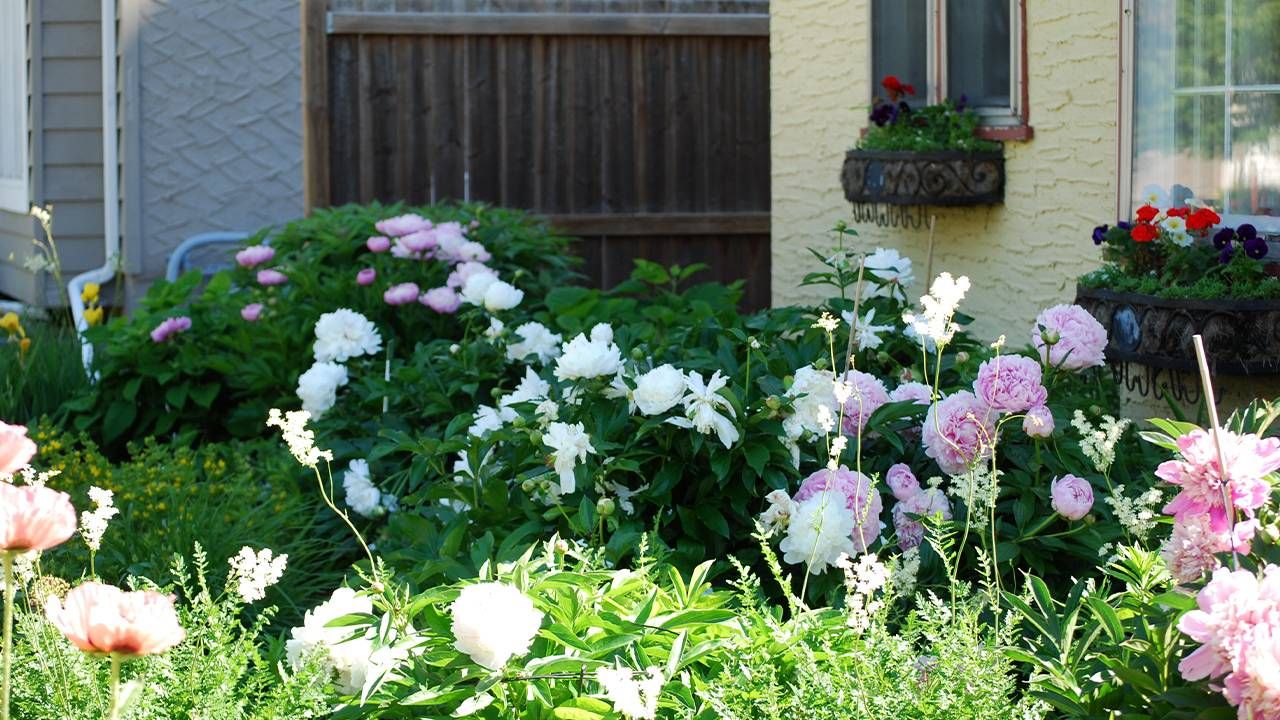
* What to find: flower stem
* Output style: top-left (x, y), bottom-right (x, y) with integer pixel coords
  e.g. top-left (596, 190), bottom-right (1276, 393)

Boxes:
top-left (106, 654), bottom-right (122, 720)
top-left (1, 553), bottom-right (13, 720)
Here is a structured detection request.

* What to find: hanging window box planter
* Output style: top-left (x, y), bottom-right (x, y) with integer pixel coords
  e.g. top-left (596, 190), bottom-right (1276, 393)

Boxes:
top-left (1074, 285), bottom-right (1280, 376)
top-left (841, 148), bottom-right (1005, 207)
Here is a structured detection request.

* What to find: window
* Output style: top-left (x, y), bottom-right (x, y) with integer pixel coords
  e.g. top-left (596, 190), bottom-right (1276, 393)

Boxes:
top-left (871, 0), bottom-right (1030, 136)
top-left (1127, 0), bottom-right (1280, 232)
top-left (0, 0), bottom-right (28, 212)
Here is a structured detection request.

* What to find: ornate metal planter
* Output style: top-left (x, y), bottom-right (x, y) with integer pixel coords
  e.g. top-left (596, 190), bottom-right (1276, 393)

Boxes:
top-left (1074, 285), bottom-right (1280, 376)
top-left (840, 149), bottom-right (1004, 207)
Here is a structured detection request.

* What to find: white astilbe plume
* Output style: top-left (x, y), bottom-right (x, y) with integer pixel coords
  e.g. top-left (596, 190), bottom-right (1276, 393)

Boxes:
top-left (80, 486), bottom-right (118, 553)
top-left (267, 408), bottom-right (334, 468)
top-left (228, 546), bottom-right (288, 603)
top-left (902, 272), bottom-right (970, 349)
top-left (597, 666), bottom-right (664, 719)
top-left (1071, 410), bottom-right (1130, 474)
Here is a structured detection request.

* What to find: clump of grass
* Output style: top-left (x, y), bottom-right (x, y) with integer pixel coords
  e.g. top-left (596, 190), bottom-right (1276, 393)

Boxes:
top-left (0, 316), bottom-right (87, 424)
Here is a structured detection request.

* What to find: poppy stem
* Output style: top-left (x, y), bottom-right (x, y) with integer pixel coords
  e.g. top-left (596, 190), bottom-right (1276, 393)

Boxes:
top-left (106, 654), bottom-right (122, 720)
top-left (1, 552), bottom-right (12, 720)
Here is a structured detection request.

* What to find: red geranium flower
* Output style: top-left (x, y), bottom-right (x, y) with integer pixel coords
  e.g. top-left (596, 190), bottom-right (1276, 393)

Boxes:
top-left (1131, 223), bottom-right (1158, 242)
top-left (1135, 205), bottom-right (1160, 223)
top-left (1187, 207), bottom-right (1221, 231)
top-left (1166, 207), bottom-right (1190, 219)
top-left (882, 75), bottom-right (904, 93)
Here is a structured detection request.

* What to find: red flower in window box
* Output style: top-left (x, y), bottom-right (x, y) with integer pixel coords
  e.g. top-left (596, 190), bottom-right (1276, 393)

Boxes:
top-left (1131, 222), bottom-right (1158, 242)
top-left (1166, 206), bottom-right (1191, 219)
top-left (1135, 205), bottom-right (1160, 223)
top-left (1187, 207), bottom-right (1221, 231)
top-left (880, 75), bottom-right (916, 102)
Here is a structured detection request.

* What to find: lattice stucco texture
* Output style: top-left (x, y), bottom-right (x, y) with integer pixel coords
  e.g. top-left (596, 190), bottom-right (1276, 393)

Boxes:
top-left (132, 0), bottom-right (303, 281)
top-left (770, 0), bottom-right (1120, 341)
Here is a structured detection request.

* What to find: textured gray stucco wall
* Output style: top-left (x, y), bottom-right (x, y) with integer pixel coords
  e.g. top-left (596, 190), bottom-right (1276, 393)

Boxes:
top-left (126, 0), bottom-right (302, 286)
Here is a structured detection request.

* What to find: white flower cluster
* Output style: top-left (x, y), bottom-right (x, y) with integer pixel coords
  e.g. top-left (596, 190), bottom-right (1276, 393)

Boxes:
top-left (783, 365), bottom-right (838, 440)
top-left (79, 486), bottom-right (118, 553)
top-left (842, 307), bottom-right (895, 351)
top-left (837, 552), bottom-right (891, 634)
top-left (890, 546), bottom-right (921, 597)
top-left (343, 459), bottom-right (395, 518)
top-left (596, 666), bottom-right (664, 719)
top-left (449, 582), bottom-right (543, 670)
top-left (287, 587), bottom-right (409, 696)
top-left (1071, 410), bottom-right (1130, 474)
top-left (947, 468), bottom-right (1001, 524)
top-left (267, 408), bottom-right (333, 468)
top-left (554, 324), bottom-right (622, 381)
top-left (1103, 483), bottom-right (1164, 541)
top-left (2, 465), bottom-right (60, 487)
top-left (861, 247), bottom-right (916, 300)
top-left (758, 489), bottom-right (796, 533)
top-left (902, 272), bottom-right (971, 349)
top-left (779, 493), bottom-right (856, 573)
top-left (228, 546), bottom-right (288, 603)
top-left (313, 308), bottom-right (382, 363)
top-left (460, 271), bottom-right (525, 312)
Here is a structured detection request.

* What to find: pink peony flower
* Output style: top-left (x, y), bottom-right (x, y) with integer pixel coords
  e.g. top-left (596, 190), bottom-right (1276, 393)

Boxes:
top-left (1223, 622), bottom-right (1280, 719)
top-left (398, 229), bottom-right (438, 254)
top-left (375, 214), bottom-right (431, 238)
top-left (1031, 304), bottom-right (1107, 371)
top-left (892, 487), bottom-right (952, 550)
top-left (0, 482), bottom-right (77, 551)
top-left (921, 391), bottom-right (996, 475)
top-left (1023, 405), bottom-right (1054, 438)
top-left (886, 463), bottom-right (921, 502)
top-left (150, 316), bottom-right (192, 343)
top-left (45, 582), bottom-right (186, 657)
top-left (889, 382), bottom-right (934, 406)
top-left (1050, 474), bottom-right (1094, 520)
top-left (1162, 514), bottom-right (1254, 585)
top-left (447, 261), bottom-right (495, 289)
top-left (366, 236), bottom-right (392, 253)
top-left (1178, 566), bottom-right (1280, 683)
top-left (973, 355), bottom-right (1047, 413)
top-left (234, 245), bottom-right (274, 268)
top-left (0, 422), bottom-right (37, 474)
top-left (383, 282), bottom-right (420, 306)
top-left (240, 303), bottom-right (263, 322)
top-left (257, 269), bottom-right (288, 286)
top-left (1158, 429), bottom-right (1280, 533)
top-left (793, 466), bottom-right (884, 551)
top-left (356, 268), bottom-right (377, 286)
top-left (420, 286), bottom-right (462, 314)
top-left (839, 371), bottom-right (889, 436)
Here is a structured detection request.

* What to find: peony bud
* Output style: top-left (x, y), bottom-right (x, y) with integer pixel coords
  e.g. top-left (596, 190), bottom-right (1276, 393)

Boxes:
top-left (876, 351), bottom-right (891, 365)
top-left (1040, 328), bottom-right (1061, 346)
top-left (596, 497), bottom-right (616, 517)
top-left (765, 395), bottom-right (782, 411)
top-left (520, 480), bottom-right (535, 493)
top-left (955, 351), bottom-right (969, 364)
top-left (1050, 475), bottom-right (1094, 521)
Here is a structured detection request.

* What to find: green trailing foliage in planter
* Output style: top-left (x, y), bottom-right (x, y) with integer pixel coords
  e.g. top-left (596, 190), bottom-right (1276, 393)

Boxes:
top-left (858, 76), bottom-right (1001, 154)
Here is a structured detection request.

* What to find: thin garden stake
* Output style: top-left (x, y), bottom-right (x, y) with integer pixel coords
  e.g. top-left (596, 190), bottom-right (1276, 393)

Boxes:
top-left (1192, 334), bottom-right (1240, 570)
top-left (924, 214), bottom-right (938, 289)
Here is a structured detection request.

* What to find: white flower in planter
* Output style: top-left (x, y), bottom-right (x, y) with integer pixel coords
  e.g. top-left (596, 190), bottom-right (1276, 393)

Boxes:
top-left (296, 361), bottom-right (349, 418)
top-left (543, 421), bottom-right (596, 495)
top-left (632, 364), bottom-right (686, 416)
top-left (450, 582), bottom-right (543, 670)
top-left (666, 370), bottom-right (739, 449)
top-left (313, 308), bottom-right (382, 363)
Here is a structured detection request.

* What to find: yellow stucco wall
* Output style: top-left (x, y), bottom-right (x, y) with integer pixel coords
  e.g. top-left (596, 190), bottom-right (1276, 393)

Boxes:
top-left (770, 0), bottom-right (1120, 341)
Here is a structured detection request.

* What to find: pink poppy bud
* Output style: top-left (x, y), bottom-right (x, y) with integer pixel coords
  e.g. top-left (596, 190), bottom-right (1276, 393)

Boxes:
top-left (1023, 405), bottom-right (1054, 438)
top-left (1051, 474), bottom-right (1094, 521)
top-left (420, 286), bottom-right (462, 314)
top-left (366, 236), bottom-right (392, 253)
top-left (885, 463), bottom-right (921, 502)
top-left (150, 316), bottom-right (192, 343)
top-left (383, 282), bottom-right (420, 306)
top-left (234, 245), bottom-right (274, 268)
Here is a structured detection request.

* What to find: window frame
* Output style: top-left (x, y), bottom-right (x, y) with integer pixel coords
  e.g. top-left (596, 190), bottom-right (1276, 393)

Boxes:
top-left (870, 0), bottom-right (1033, 141)
top-left (1118, 0), bottom-right (1280, 231)
top-left (0, 0), bottom-right (29, 213)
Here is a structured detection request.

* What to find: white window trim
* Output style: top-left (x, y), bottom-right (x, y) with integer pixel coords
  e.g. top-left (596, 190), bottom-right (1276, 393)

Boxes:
top-left (1119, 0), bottom-right (1280, 233)
top-left (0, 0), bottom-right (29, 214)
top-left (925, 0), bottom-right (1025, 126)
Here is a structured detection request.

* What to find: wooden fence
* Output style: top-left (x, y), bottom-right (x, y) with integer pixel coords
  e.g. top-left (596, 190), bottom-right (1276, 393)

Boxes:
top-left (302, 0), bottom-right (772, 308)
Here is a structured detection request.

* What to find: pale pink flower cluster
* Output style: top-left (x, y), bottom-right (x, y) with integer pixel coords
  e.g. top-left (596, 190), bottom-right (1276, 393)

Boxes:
top-left (1158, 429), bottom-right (1280, 533)
top-left (792, 466), bottom-right (884, 552)
top-left (886, 464), bottom-right (952, 550)
top-left (889, 382), bottom-right (933, 406)
top-left (921, 391), bottom-right (996, 476)
top-left (1179, 566), bottom-right (1280, 718)
top-left (234, 244), bottom-right (274, 268)
top-left (149, 316), bottom-right (192, 343)
top-left (1161, 513), bottom-right (1252, 585)
top-left (367, 213), bottom-right (509, 313)
top-left (839, 370), bottom-right (889, 437)
top-left (1030, 304), bottom-right (1107, 371)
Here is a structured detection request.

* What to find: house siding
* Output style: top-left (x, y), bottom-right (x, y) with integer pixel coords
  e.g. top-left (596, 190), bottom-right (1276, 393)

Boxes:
top-left (770, 0), bottom-right (1120, 340)
top-left (121, 0), bottom-right (303, 297)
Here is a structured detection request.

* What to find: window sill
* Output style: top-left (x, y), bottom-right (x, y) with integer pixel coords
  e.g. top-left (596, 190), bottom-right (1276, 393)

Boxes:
top-left (977, 124), bottom-right (1034, 141)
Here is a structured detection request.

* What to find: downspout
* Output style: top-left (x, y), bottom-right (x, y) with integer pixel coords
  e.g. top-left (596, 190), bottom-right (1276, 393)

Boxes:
top-left (67, 0), bottom-right (121, 372)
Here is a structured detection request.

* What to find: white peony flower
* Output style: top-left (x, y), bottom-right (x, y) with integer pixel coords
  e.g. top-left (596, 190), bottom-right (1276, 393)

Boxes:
top-left (535, 399), bottom-right (559, 425)
top-left (842, 308), bottom-right (895, 351)
top-left (286, 587), bottom-right (376, 695)
top-left (543, 421), bottom-right (596, 494)
top-left (484, 316), bottom-right (505, 341)
top-left (499, 367), bottom-right (551, 408)
top-left (507, 322), bottom-right (562, 365)
top-left (228, 546), bottom-right (288, 603)
top-left (590, 323), bottom-right (614, 344)
top-left (785, 365), bottom-right (838, 439)
top-left (460, 271), bottom-right (500, 306)
top-left (482, 280), bottom-right (524, 312)
top-left (632, 364), bottom-right (686, 416)
top-left (862, 247), bottom-right (915, 299)
top-left (554, 332), bottom-right (622, 382)
top-left (450, 582), bottom-right (543, 670)
top-left (313, 309), bottom-right (383, 363)
top-left (468, 404), bottom-right (516, 437)
top-left (296, 362), bottom-right (349, 418)
top-left (665, 370), bottom-right (739, 449)
top-left (343, 459), bottom-right (383, 518)
top-left (779, 493), bottom-right (856, 574)
top-left (597, 666), bottom-right (664, 719)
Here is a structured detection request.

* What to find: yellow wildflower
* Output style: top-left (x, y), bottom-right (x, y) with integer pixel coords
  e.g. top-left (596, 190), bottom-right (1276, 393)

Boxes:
top-left (0, 312), bottom-right (19, 334)
top-left (81, 282), bottom-right (100, 304)
top-left (19, 337), bottom-right (30, 355)
top-left (84, 306), bottom-right (104, 326)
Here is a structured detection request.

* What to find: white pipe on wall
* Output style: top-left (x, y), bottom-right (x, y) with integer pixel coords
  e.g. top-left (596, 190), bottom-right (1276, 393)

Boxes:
top-left (67, 0), bottom-right (121, 373)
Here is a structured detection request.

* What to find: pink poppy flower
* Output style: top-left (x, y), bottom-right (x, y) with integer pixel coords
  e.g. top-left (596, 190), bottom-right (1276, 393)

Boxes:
top-left (234, 245), bottom-right (274, 268)
top-left (357, 268), bottom-right (377, 286)
top-left (383, 282), bottom-right (420, 306)
top-left (0, 482), bottom-right (77, 551)
top-left (45, 582), bottom-right (185, 657)
top-left (0, 422), bottom-right (37, 474)
top-left (839, 370), bottom-right (889, 436)
top-left (240, 303), bottom-right (264, 322)
top-left (257, 269), bottom-right (288, 286)
top-left (1031, 304), bottom-right (1107, 371)
top-left (892, 487), bottom-right (951, 550)
top-left (1050, 474), bottom-right (1094, 520)
top-left (1023, 405), bottom-right (1054, 438)
top-left (149, 316), bottom-right (192, 343)
top-left (886, 463), bottom-right (921, 502)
